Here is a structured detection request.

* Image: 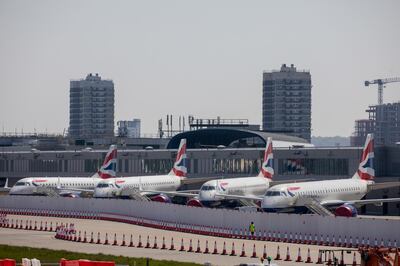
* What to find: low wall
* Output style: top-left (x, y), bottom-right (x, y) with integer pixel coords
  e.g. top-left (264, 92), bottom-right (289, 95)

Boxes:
top-left (0, 196), bottom-right (398, 245)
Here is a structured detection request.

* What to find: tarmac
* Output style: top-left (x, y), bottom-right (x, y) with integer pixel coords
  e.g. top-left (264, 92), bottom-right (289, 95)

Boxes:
top-left (1, 214), bottom-right (361, 266)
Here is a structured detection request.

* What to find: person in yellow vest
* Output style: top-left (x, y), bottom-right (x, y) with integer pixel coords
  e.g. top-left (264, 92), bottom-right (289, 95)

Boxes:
top-left (249, 221), bottom-right (255, 237)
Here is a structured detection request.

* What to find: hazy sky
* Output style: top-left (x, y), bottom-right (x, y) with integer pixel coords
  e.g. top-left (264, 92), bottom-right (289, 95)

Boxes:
top-left (0, 0), bottom-right (399, 137)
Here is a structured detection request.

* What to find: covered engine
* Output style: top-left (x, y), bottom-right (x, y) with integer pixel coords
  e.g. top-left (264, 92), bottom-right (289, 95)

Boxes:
top-left (186, 198), bottom-right (203, 207)
top-left (334, 203), bottom-right (358, 217)
top-left (150, 194), bottom-right (171, 203)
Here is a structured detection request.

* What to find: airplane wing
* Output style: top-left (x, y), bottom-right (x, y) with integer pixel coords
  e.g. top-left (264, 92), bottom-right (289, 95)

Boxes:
top-left (139, 189), bottom-right (199, 198)
top-left (347, 197), bottom-right (400, 207)
top-left (367, 181), bottom-right (400, 191)
top-left (320, 198), bottom-right (400, 207)
top-left (269, 178), bottom-right (314, 186)
top-left (181, 177), bottom-right (219, 186)
top-left (0, 178), bottom-right (10, 192)
top-left (214, 193), bottom-right (264, 201)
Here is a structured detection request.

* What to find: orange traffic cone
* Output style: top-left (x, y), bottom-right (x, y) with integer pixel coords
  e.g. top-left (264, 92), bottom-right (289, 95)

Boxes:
top-left (195, 239), bottom-right (201, 253)
top-left (295, 247), bottom-right (302, 262)
top-left (275, 245), bottom-right (281, 260)
top-left (179, 238), bottom-right (185, 251)
top-left (240, 243), bottom-right (246, 257)
top-left (121, 234), bottom-right (126, 246)
top-left (251, 243), bottom-right (257, 258)
top-left (316, 250), bottom-right (323, 264)
top-left (203, 240), bottom-right (209, 254)
top-left (112, 233), bottom-right (118, 246)
top-left (137, 235), bottom-right (143, 248)
top-left (230, 242), bottom-right (236, 256)
top-left (152, 236), bottom-right (158, 249)
top-left (327, 251), bottom-right (332, 265)
top-left (340, 250), bottom-right (344, 265)
top-left (262, 244), bottom-right (267, 259)
top-left (188, 239), bottom-right (193, 252)
top-left (284, 246), bottom-right (291, 261)
top-left (89, 232), bottom-right (94, 243)
top-left (83, 231), bottom-right (87, 243)
top-left (96, 232), bottom-right (101, 244)
top-left (221, 241), bottom-right (227, 255)
top-left (104, 233), bottom-right (109, 245)
top-left (352, 252), bottom-right (357, 266)
top-left (161, 236), bottom-right (166, 249)
top-left (305, 248), bottom-right (312, 263)
top-left (212, 241), bottom-right (218, 254)
top-left (128, 234), bottom-right (134, 247)
top-left (145, 235), bottom-right (150, 248)
top-left (169, 237), bottom-right (175, 250)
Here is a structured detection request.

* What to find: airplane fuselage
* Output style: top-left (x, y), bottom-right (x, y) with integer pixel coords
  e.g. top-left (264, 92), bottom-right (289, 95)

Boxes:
top-left (94, 175), bottom-right (182, 198)
top-left (199, 176), bottom-right (270, 203)
top-left (9, 177), bottom-right (100, 195)
top-left (262, 178), bottom-right (371, 211)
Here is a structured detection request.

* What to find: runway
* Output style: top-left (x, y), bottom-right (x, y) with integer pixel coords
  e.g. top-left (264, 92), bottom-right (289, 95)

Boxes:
top-left (1, 214), bottom-right (360, 266)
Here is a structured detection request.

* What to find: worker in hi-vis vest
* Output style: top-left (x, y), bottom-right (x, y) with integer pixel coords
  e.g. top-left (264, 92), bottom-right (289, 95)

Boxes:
top-left (249, 221), bottom-right (255, 236)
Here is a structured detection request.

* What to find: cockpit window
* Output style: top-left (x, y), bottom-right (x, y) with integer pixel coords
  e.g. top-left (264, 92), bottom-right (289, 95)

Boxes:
top-left (266, 191), bottom-right (281, 196)
top-left (201, 185), bottom-right (216, 191)
top-left (15, 182), bottom-right (26, 186)
top-left (96, 183), bottom-right (109, 188)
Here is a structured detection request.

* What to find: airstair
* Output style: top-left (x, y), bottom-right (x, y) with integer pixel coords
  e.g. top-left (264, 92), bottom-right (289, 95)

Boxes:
top-left (119, 188), bottom-right (150, 201)
top-left (238, 199), bottom-right (259, 207)
top-left (33, 187), bottom-right (60, 197)
top-left (304, 198), bottom-right (334, 216)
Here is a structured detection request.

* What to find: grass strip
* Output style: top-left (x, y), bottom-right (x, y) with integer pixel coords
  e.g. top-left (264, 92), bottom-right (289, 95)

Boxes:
top-left (0, 245), bottom-right (202, 266)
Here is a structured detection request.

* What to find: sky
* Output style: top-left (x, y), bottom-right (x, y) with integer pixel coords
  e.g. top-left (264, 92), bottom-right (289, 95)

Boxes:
top-left (0, 0), bottom-right (399, 137)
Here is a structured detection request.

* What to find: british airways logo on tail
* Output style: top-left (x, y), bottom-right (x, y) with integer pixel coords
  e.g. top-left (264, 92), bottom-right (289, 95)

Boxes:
top-left (357, 134), bottom-right (375, 181)
top-left (259, 137), bottom-right (274, 179)
top-left (172, 139), bottom-right (187, 178)
top-left (98, 145), bottom-right (117, 179)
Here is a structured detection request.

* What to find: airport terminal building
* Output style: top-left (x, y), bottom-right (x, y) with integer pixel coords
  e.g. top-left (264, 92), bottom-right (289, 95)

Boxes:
top-left (1, 128), bottom-right (399, 215)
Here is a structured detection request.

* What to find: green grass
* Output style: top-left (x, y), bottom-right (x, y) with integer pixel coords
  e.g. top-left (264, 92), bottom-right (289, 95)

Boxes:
top-left (0, 245), bottom-right (202, 266)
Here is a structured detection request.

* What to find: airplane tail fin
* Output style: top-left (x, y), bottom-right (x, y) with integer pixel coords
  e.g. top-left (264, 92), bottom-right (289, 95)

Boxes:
top-left (258, 137), bottom-right (274, 179)
top-left (97, 145), bottom-right (117, 179)
top-left (169, 139), bottom-right (187, 179)
top-left (4, 178), bottom-right (9, 189)
top-left (352, 133), bottom-right (374, 180)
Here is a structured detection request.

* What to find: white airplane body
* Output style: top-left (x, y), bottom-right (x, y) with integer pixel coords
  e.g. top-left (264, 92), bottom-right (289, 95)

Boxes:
top-left (234, 134), bottom-right (400, 216)
top-left (9, 145), bottom-right (117, 196)
top-left (151, 137), bottom-right (275, 207)
top-left (94, 139), bottom-right (188, 199)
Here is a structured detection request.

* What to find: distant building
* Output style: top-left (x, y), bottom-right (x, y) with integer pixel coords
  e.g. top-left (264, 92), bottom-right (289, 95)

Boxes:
top-left (117, 119), bottom-right (141, 138)
top-left (69, 73), bottom-right (114, 140)
top-left (262, 64), bottom-right (312, 142)
top-left (352, 102), bottom-right (400, 146)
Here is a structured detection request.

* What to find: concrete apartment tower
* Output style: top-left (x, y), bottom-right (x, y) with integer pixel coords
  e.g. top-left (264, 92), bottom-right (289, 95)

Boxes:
top-left (262, 64), bottom-right (312, 142)
top-left (69, 73), bottom-right (114, 140)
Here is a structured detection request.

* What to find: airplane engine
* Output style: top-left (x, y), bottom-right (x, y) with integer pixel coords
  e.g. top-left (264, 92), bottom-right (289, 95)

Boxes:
top-left (334, 203), bottom-right (357, 217)
top-left (150, 194), bottom-right (172, 203)
top-left (186, 198), bottom-right (203, 207)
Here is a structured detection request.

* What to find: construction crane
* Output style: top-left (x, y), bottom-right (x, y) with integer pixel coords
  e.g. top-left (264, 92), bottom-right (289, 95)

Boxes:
top-left (365, 77), bottom-right (400, 105)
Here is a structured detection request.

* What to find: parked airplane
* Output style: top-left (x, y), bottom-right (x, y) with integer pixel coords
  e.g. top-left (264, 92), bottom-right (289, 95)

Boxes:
top-left (144, 137), bottom-right (277, 207)
top-left (224, 134), bottom-right (400, 216)
top-left (93, 139), bottom-right (192, 200)
top-left (8, 145), bottom-right (117, 196)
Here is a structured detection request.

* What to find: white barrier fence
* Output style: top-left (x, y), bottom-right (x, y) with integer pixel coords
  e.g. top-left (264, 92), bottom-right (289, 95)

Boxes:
top-left (0, 196), bottom-right (399, 246)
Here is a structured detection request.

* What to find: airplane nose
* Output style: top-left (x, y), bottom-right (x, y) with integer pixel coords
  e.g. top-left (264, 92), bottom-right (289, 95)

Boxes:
top-left (199, 191), bottom-right (213, 201)
top-left (261, 197), bottom-right (276, 209)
